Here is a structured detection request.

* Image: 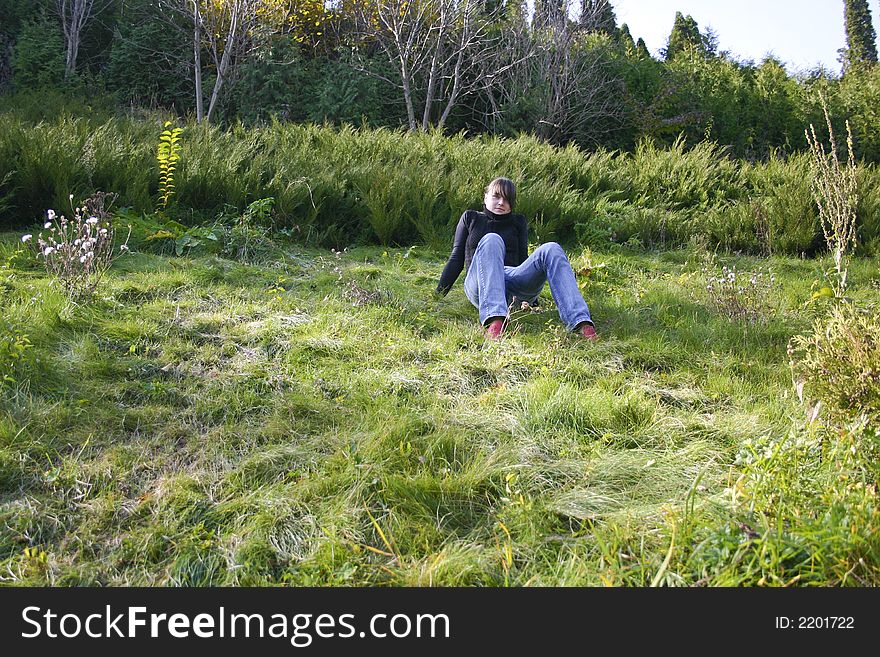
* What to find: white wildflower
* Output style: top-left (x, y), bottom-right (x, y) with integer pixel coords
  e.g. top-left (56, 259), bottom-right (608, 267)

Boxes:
top-left (44, 221), bottom-right (52, 229)
top-left (119, 244), bottom-right (129, 252)
top-left (47, 209), bottom-right (56, 220)
top-left (80, 255), bottom-right (87, 263)
top-left (43, 247), bottom-right (55, 256)
top-left (21, 234), bottom-right (32, 242)
top-left (87, 217), bottom-right (99, 225)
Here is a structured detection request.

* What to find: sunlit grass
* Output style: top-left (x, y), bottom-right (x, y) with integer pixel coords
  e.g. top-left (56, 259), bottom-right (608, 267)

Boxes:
top-left (1, 231), bottom-right (878, 586)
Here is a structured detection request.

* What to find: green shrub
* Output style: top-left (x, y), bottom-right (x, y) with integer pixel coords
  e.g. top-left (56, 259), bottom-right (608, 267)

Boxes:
top-left (789, 304), bottom-right (880, 423)
top-left (0, 112), bottom-right (877, 252)
top-left (11, 15), bottom-right (65, 90)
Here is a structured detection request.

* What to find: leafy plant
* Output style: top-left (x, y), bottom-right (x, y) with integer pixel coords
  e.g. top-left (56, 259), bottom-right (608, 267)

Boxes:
top-left (789, 303), bottom-right (880, 423)
top-left (157, 121), bottom-right (183, 210)
top-left (0, 316), bottom-right (32, 388)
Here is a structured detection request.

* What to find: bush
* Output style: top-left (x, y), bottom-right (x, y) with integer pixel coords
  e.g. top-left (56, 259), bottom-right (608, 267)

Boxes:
top-left (104, 5), bottom-right (193, 112)
top-left (789, 304), bottom-right (880, 424)
top-left (0, 111), bottom-right (878, 252)
top-left (11, 14), bottom-right (66, 90)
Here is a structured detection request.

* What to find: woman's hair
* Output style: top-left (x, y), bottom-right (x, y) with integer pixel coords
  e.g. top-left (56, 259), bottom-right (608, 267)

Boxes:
top-left (485, 177), bottom-right (516, 209)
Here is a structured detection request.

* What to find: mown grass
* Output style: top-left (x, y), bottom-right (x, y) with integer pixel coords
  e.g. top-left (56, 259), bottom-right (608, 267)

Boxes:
top-left (0, 229), bottom-right (878, 586)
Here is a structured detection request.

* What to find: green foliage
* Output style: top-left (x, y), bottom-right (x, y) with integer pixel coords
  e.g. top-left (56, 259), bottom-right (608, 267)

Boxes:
top-left (580, 0), bottom-right (617, 33)
top-left (157, 122), bottom-right (183, 210)
top-left (11, 14), bottom-right (66, 90)
top-left (838, 65), bottom-right (880, 162)
top-left (729, 423), bottom-right (880, 586)
top-left (664, 12), bottom-right (713, 61)
top-left (789, 304), bottom-right (880, 423)
top-left (0, 315), bottom-right (33, 387)
top-left (0, 111), bottom-right (878, 254)
top-left (232, 37), bottom-right (314, 125)
top-left (843, 0), bottom-right (878, 69)
top-left (104, 1), bottom-right (193, 111)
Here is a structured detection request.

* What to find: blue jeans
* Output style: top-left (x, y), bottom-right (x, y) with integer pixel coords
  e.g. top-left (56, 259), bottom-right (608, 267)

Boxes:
top-left (463, 233), bottom-right (593, 331)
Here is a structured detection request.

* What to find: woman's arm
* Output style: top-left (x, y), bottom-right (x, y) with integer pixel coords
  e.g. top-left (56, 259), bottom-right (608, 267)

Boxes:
top-left (436, 212), bottom-right (470, 296)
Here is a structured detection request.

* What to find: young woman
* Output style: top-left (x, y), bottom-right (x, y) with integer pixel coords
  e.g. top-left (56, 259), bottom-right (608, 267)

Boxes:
top-left (436, 177), bottom-right (597, 340)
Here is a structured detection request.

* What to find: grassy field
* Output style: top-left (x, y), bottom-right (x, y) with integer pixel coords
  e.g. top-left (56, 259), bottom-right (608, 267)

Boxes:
top-left (1, 230), bottom-right (878, 586)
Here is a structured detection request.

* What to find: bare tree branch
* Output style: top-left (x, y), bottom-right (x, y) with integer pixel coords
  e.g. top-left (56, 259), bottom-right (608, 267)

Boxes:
top-left (56, 0), bottom-right (115, 78)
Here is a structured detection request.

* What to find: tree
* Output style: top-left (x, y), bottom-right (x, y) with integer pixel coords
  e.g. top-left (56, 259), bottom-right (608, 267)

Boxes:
top-left (105, 0), bottom-right (193, 110)
top-left (663, 11), bottom-right (712, 61)
top-left (579, 0), bottom-right (615, 34)
top-left (349, 0), bottom-right (512, 131)
top-left (533, 0), bottom-right (563, 30)
top-left (11, 13), bottom-right (67, 89)
top-left (163, 0), bottom-right (265, 123)
top-left (56, 0), bottom-right (115, 79)
top-left (843, 0), bottom-right (877, 70)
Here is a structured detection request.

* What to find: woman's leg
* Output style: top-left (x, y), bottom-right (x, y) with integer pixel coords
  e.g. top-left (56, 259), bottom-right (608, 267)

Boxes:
top-left (463, 233), bottom-right (510, 326)
top-left (504, 242), bottom-right (593, 331)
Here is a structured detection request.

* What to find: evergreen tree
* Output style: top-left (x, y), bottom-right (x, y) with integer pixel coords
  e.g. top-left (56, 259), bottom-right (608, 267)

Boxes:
top-left (843, 0), bottom-right (878, 68)
top-left (534, 0), bottom-right (564, 29)
top-left (580, 0), bottom-right (616, 34)
top-left (664, 12), bottom-right (705, 60)
top-left (0, 0), bottom-right (42, 89)
top-left (618, 23), bottom-right (635, 52)
top-left (482, 0), bottom-right (504, 18)
top-left (636, 37), bottom-right (651, 59)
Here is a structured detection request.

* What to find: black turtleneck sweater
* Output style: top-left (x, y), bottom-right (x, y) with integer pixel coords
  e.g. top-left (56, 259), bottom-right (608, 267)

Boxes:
top-left (436, 208), bottom-right (529, 295)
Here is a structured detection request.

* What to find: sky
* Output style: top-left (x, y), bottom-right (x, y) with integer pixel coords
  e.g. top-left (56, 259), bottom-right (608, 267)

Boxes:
top-left (609, 0), bottom-right (880, 74)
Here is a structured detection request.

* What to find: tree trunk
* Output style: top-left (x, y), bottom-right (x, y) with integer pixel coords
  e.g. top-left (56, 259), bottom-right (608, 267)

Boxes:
top-left (207, 5), bottom-right (239, 122)
top-left (400, 60), bottom-right (418, 131)
top-left (192, 1), bottom-right (204, 123)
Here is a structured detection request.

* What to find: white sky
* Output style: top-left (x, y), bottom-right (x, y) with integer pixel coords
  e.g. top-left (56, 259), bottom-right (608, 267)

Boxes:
top-left (609, 0), bottom-right (880, 74)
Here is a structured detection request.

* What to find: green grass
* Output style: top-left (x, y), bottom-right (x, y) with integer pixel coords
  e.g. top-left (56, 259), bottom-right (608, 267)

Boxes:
top-left (1, 231), bottom-right (878, 586)
top-left (4, 112), bottom-right (880, 256)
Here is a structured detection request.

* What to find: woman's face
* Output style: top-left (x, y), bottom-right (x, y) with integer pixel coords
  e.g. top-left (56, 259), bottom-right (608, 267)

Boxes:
top-left (484, 188), bottom-right (511, 215)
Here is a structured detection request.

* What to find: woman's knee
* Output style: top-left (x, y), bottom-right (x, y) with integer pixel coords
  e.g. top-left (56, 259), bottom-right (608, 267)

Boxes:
top-left (476, 232), bottom-right (505, 252)
top-left (537, 241), bottom-right (565, 258)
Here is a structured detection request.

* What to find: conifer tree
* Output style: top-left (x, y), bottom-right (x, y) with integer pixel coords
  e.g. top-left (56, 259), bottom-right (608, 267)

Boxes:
top-left (580, 0), bottom-right (616, 34)
top-left (534, 0), bottom-right (564, 28)
top-left (843, 0), bottom-right (878, 68)
top-left (618, 23), bottom-right (635, 51)
top-left (664, 11), bottom-right (705, 60)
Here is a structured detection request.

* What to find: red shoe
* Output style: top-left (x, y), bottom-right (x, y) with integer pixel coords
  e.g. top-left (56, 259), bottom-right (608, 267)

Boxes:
top-left (485, 318), bottom-right (505, 339)
top-left (577, 322), bottom-right (598, 340)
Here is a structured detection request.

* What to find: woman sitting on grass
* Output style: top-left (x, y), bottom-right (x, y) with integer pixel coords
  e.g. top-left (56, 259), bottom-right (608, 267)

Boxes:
top-left (436, 177), bottom-right (597, 340)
